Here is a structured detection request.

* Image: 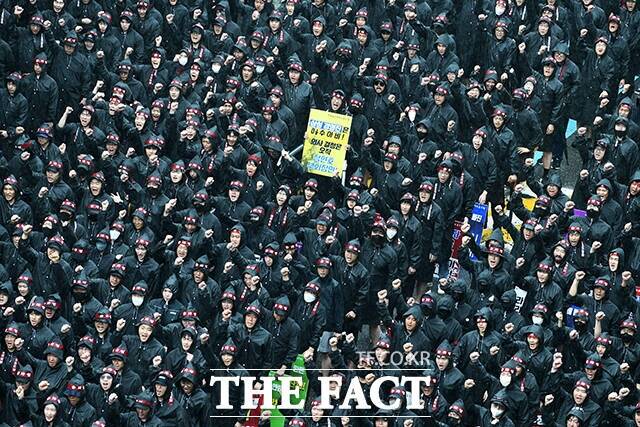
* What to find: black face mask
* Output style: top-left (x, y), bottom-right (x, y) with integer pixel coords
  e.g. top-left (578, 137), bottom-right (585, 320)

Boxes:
top-left (73, 290), bottom-right (90, 302)
top-left (478, 280), bottom-right (490, 293)
top-left (587, 208), bottom-right (600, 219)
top-left (59, 211), bottom-right (73, 221)
top-left (574, 321), bottom-right (588, 332)
top-left (148, 186), bottom-right (161, 197)
top-left (533, 206), bottom-right (547, 217)
top-left (337, 53), bottom-right (350, 63)
top-left (621, 333), bottom-right (635, 343)
top-left (194, 203), bottom-right (207, 214)
top-left (87, 212), bottom-right (98, 221)
top-left (371, 233), bottom-right (385, 245)
top-left (615, 129), bottom-right (627, 138)
top-left (43, 227), bottom-right (55, 237)
top-left (448, 416), bottom-right (461, 425)
top-left (421, 305), bottom-right (435, 317)
top-left (267, 150), bottom-right (280, 160)
top-left (513, 98), bottom-right (524, 111)
top-left (72, 252), bottom-right (86, 263)
top-left (501, 299), bottom-right (514, 312)
top-left (357, 369), bottom-right (372, 378)
top-left (77, 168), bottom-right (88, 178)
top-left (437, 308), bottom-right (451, 319)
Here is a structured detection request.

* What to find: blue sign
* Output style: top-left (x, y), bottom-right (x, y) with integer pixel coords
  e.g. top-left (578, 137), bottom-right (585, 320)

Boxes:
top-left (469, 203), bottom-right (489, 260)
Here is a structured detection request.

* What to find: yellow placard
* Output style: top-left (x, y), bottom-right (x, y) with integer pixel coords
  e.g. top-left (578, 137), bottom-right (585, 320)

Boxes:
top-left (301, 109), bottom-right (352, 177)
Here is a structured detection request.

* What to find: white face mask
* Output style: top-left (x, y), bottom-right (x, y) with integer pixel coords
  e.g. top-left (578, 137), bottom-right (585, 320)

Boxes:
top-left (490, 405), bottom-right (504, 419)
top-left (132, 295), bottom-right (144, 307)
top-left (212, 63), bottom-right (221, 73)
top-left (109, 230), bottom-right (121, 241)
top-left (499, 374), bottom-right (511, 387)
top-left (386, 229), bottom-right (398, 240)
top-left (256, 65), bottom-right (265, 74)
top-left (532, 316), bottom-right (543, 325)
top-left (303, 292), bottom-right (316, 303)
top-left (408, 109), bottom-right (416, 122)
top-left (495, 4), bottom-right (506, 15)
top-left (178, 56), bottom-right (188, 66)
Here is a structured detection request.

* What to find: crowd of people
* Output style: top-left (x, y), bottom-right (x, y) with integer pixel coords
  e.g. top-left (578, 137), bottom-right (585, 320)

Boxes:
top-left (1, 0), bottom-right (640, 425)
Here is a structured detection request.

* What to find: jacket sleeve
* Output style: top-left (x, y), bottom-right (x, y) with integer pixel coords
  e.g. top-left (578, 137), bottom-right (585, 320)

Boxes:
top-left (376, 300), bottom-right (394, 329)
top-left (484, 151), bottom-right (498, 191)
top-left (333, 284), bottom-right (345, 332)
top-left (549, 82), bottom-right (565, 126)
top-left (408, 221), bottom-right (423, 269)
top-left (283, 322), bottom-right (300, 367)
top-left (46, 80), bottom-right (59, 123)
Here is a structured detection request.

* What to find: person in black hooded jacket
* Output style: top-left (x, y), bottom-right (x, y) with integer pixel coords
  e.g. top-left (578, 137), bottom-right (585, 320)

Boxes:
top-left (525, 170), bottom-right (570, 217)
top-left (431, 340), bottom-right (465, 404)
top-left (361, 142), bottom-right (405, 210)
top-left (493, 290), bottom-right (525, 335)
top-left (15, 336), bottom-right (69, 401)
top-left (597, 116), bottom-right (639, 186)
top-left (68, 332), bottom-right (100, 384)
top-left (0, 363), bottom-right (38, 426)
top-left (308, 257), bottom-right (344, 335)
top-left (444, 128), bottom-right (497, 204)
top-left (147, 275), bottom-right (186, 327)
top-left (261, 296), bottom-right (300, 374)
top-left (121, 237), bottom-right (160, 295)
top-left (288, 280), bottom-right (324, 355)
top-left (513, 257), bottom-right (563, 315)
top-left (163, 326), bottom-right (207, 380)
top-left (148, 370), bottom-right (184, 426)
top-left (458, 239), bottom-right (513, 301)
top-left (414, 367), bottom-right (449, 421)
top-left (18, 228), bottom-right (73, 298)
top-left (502, 323), bottom-right (553, 388)
top-left (205, 338), bottom-right (249, 426)
top-left (544, 373), bottom-right (603, 427)
top-left (478, 19), bottom-right (516, 76)
top-left (59, 374), bottom-right (97, 427)
top-left (591, 248), bottom-right (635, 312)
top-left (593, 178), bottom-right (624, 236)
top-left (508, 88), bottom-right (543, 155)
top-left (413, 181), bottom-right (445, 289)
top-left (225, 303), bottom-right (272, 374)
top-left (355, 70), bottom-right (397, 140)
top-left (22, 53), bottom-right (59, 132)
top-left (104, 345), bottom-right (142, 397)
top-left (316, 43), bottom-right (358, 98)
top-left (570, 275), bottom-right (622, 333)
top-left (46, 30), bottom-right (91, 115)
top-left (454, 308), bottom-right (502, 374)
top-left (111, 315), bottom-right (166, 386)
top-left (359, 217), bottom-right (398, 341)
top-left (424, 34), bottom-right (459, 77)
top-left (560, 196), bottom-right (614, 256)
top-left (0, 74), bottom-right (29, 144)
top-left (326, 239), bottom-right (369, 337)
top-left (377, 289), bottom-right (429, 357)
top-left (495, 210), bottom-right (546, 276)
